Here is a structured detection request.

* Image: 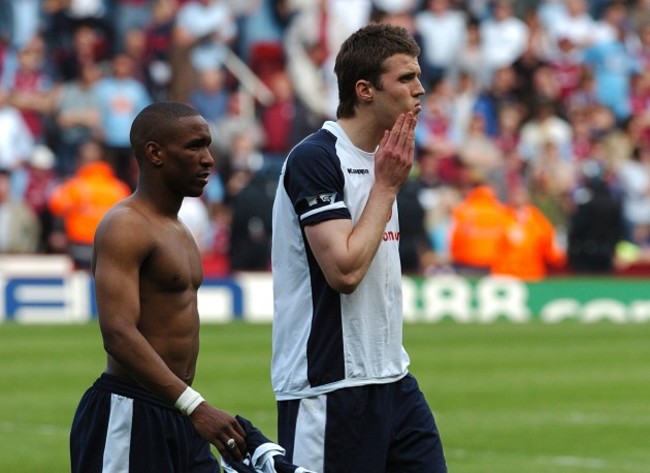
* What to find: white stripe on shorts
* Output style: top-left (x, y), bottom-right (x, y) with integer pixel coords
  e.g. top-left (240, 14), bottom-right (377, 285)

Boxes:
top-left (293, 395), bottom-right (327, 473)
top-left (102, 394), bottom-right (133, 472)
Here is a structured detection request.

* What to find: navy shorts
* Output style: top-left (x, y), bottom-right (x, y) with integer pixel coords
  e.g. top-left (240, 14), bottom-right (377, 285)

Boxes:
top-left (277, 373), bottom-right (447, 473)
top-left (70, 373), bottom-right (219, 473)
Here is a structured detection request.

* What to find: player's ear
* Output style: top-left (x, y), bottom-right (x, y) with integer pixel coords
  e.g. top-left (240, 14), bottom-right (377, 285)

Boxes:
top-left (356, 79), bottom-right (373, 104)
top-left (145, 142), bottom-right (164, 166)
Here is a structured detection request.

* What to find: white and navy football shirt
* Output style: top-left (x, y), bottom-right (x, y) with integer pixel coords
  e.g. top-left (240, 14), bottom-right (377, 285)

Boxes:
top-left (271, 121), bottom-right (410, 401)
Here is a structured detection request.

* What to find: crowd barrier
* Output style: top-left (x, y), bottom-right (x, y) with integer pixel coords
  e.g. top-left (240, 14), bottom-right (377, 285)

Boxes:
top-left (1, 255), bottom-right (649, 324)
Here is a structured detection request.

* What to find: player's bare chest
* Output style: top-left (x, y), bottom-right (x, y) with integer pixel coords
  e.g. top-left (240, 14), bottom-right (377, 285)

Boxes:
top-left (145, 223), bottom-right (203, 290)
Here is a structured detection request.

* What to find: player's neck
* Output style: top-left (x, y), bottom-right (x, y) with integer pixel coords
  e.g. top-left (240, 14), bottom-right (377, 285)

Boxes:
top-left (337, 117), bottom-right (382, 153)
top-left (133, 186), bottom-right (183, 219)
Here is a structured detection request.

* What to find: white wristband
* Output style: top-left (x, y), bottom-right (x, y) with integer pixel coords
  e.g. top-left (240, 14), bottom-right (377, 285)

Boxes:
top-left (175, 386), bottom-right (205, 416)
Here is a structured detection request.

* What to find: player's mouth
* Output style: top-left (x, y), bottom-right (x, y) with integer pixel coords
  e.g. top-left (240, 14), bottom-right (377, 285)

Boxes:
top-left (413, 102), bottom-right (422, 119)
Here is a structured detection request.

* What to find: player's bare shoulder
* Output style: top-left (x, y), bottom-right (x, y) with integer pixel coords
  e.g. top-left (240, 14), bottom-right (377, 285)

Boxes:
top-left (92, 197), bottom-right (158, 271)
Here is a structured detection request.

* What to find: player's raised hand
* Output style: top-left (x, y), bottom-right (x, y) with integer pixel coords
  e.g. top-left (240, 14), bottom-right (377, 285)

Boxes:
top-left (374, 112), bottom-right (416, 193)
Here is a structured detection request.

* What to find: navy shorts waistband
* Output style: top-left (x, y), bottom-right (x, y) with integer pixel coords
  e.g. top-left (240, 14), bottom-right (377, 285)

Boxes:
top-left (93, 373), bottom-right (176, 411)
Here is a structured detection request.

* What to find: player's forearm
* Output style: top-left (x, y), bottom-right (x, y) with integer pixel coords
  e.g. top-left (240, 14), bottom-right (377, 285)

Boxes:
top-left (314, 184), bottom-right (397, 293)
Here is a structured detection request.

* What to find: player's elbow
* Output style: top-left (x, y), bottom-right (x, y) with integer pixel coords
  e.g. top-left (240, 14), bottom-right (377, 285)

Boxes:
top-left (327, 271), bottom-right (362, 294)
top-left (101, 327), bottom-right (132, 356)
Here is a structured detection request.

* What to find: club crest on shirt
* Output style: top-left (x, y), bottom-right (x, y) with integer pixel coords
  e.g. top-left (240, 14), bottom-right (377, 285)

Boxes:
top-left (306, 192), bottom-right (337, 207)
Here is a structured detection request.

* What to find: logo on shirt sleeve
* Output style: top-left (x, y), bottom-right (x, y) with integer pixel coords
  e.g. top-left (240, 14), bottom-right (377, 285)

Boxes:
top-left (306, 192), bottom-right (338, 207)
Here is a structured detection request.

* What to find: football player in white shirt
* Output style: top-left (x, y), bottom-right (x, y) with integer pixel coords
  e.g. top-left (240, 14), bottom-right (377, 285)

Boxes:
top-left (271, 23), bottom-right (447, 473)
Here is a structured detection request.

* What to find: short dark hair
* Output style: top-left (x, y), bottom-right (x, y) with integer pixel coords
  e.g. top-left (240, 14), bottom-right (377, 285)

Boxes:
top-left (334, 23), bottom-right (420, 119)
top-left (130, 101), bottom-right (200, 162)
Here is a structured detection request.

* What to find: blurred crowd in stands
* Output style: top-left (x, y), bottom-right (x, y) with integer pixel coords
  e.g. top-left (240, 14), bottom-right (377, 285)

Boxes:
top-left (2, 0), bottom-right (650, 279)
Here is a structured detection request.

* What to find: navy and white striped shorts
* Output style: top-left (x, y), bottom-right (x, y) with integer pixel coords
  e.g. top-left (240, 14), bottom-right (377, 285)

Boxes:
top-left (277, 373), bottom-right (447, 473)
top-left (70, 373), bottom-right (219, 473)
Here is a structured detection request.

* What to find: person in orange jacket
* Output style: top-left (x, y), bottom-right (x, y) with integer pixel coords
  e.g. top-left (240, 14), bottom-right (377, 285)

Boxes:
top-left (491, 183), bottom-right (567, 281)
top-left (48, 139), bottom-right (132, 269)
top-left (448, 177), bottom-right (511, 276)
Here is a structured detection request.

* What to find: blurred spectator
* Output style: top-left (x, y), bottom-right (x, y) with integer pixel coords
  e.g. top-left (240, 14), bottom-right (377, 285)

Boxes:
top-left (113, 0), bottom-right (154, 52)
top-left (448, 70), bottom-right (480, 144)
top-left (519, 98), bottom-right (573, 163)
top-left (530, 63), bottom-right (563, 106)
top-left (22, 144), bottom-right (60, 252)
top-left (616, 145), bottom-right (650, 244)
top-left (567, 107), bottom-right (594, 162)
top-left (479, 0), bottom-right (529, 82)
top-left (94, 53), bottom-right (151, 187)
top-left (493, 102), bottom-right (523, 155)
top-left (491, 183), bottom-right (566, 281)
top-left (236, 0), bottom-right (287, 65)
top-left (142, 0), bottom-right (178, 101)
top-left (473, 64), bottom-right (520, 137)
top-left (48, 139), bottom-right (131, 269)
top-left (0, 2), bottom-right (11, 48)
top-left (414, 0), bottom-right (467, 86)
top-left (50, 23), bottom-right (110, 83)
top-left (582, 12), bottom-right (638, 123)
top-left (563, 67), bottom-right (599, 114)
top-left (567, 166), bottom-right (624, 272)
top-left (259, 69), bottom-right (320, 175)
top-left (512, 30), bottom-right (549, 113)
top-left (122, 28), bottom-right (149, 85)
top-left (43, 0), bottom-right (114, 69)
top-left (413, 141), bottom-right (460, 263)
top-left (521, 8), bottom-right (554, 62)
top-left (592, 2), bottom-right (635, 47)
top-left (283, 0), bottom-right (353, 121)
top-left (0, 35), bottom-right (8, 80)
top-left (51, 61), bottom-right (102, 177)
top-left (0, 0), bottom-right (41, 51)
top-left (448, 176), bottom-right (511, 276)
top-left (457, 112), bottom-right (504, 184)
top-left (527, 140), bottom-right (576, 236)
top-left (61, 0), bottom-right (115, 48)
top-left (189, 67), bottom-right (231, 123)
top-left (373, 0), bottom-right (417, 15)
top-left (179, 196), bottom-right (212, 254)
top-left (4, 35), bottom-right (54, 144)
top-left (632, 20), bottom-right (650, 74)
top-left (545, 0), bottom-right (597, 54)
top-left (0, 85), bottom-right (34, 172)
top-left (415, 78), bottom-right (456, 159)
top-left (547, 35), bottom-right (585, 105)
top-left (170, 0), bottom-right (237, 102)
top-left (448, 16), bottom-right (484, 87)
top-left (629, 71), bottom-right (650, 117)
top-left (630, 0), bottom-right (650, 33)
top-left (222, 130), bottom-right (264, 187)
top-left (200, 143), bottom-right (230, 275)
top-left (0, 167), bottom-right (41, 254)
top-left (226, 164), bottom-right (274, 272)
top-left (397, 176), bottom-right (436, 275)
top-left (212, 91), bottom-right (265, 159)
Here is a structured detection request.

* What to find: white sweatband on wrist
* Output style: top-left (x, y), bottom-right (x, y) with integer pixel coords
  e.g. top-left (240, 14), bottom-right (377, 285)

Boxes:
top-left (175, 386), bottom-right (205, 416)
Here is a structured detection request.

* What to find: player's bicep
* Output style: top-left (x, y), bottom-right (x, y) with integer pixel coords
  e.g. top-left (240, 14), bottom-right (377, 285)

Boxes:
top-left (304, 218), bottom-right (359, 292)
top-left (93, 217), bottom-right (149, 333)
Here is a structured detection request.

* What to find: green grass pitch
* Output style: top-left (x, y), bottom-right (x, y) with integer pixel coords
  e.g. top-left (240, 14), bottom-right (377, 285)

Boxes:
top-left (1, 321), bottom-right (650, 472)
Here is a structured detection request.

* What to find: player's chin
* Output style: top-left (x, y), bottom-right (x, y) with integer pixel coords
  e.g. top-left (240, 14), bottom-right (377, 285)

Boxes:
top-left (186, 186), bottom-right (205, 198)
